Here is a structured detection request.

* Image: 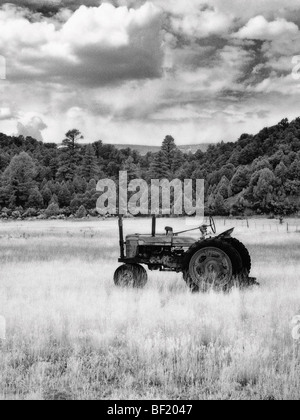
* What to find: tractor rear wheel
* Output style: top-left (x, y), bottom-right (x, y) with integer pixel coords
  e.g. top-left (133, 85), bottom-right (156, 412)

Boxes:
top-left (183, 239), bottom-right (243, 292)
top-left (114, 264), bottom-right (148, 289)
top-left (223, 238), bottom-right (252, 274)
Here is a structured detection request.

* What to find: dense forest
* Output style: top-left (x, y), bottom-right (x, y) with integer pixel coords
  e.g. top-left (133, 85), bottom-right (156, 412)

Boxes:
top-left (0, 117), bottom-right (299, 219)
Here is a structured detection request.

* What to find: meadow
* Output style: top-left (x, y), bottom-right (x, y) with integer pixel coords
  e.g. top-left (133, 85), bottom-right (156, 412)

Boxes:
top-left (0, 217), bottom-right (300, 400)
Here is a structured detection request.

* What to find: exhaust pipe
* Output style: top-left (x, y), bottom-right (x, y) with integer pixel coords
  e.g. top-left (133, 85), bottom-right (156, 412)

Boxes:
top-left (152, 215), bottom-right (156, 237)
top-left (118, 215), bottom-right (125, 259)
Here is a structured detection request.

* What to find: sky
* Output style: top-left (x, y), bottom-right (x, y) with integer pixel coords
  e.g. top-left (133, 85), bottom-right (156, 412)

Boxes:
top-left (1, 0), bottom-right (300, 145)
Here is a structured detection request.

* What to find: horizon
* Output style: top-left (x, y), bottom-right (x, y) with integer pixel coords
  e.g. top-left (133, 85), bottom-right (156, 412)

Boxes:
top-left (1, 1), bottom-right (300, 145)
top-left (1, 115), bottom-right (294, 148)
top-left (38, 115), bottom-right (300, 146)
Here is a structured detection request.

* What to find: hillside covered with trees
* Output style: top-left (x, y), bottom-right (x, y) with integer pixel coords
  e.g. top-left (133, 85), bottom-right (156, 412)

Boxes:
top-left (0, 118), bottom-right (299, 219)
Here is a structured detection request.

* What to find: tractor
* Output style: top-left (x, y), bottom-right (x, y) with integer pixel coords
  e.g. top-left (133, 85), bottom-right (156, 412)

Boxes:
top-left (114, 215), bottom-right (257, 292)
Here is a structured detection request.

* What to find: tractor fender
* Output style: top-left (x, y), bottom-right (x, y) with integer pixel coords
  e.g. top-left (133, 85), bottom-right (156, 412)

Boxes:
top-left (216, 228), bottom-right (235, 239)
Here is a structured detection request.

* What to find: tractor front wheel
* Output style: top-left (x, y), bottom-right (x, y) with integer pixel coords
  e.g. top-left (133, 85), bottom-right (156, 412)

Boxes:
top-left (114, 264), bottom-right (148, 289)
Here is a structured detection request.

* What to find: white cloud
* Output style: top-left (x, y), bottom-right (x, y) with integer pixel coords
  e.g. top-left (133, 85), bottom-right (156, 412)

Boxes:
top-left (0, 6), bottom-right (56, 47)
top-left (62, 3), bottom-right (150, 48)
top-left (249, 74), bottom-right (300, 95)
top-left (17, 114), bottom-right (48, 141)
top-left (234, 16), bottom-right (299, 40)
top-left (171, 9), bottom-right (233, 38)
top-left (0, 2), bottom-right (163, 85)
top-left (0, 107), bottom-right (14, 121)
top-left (155, 0), bottom-right (300, 24)
top-left (2, 0), bottom-right (300, 147)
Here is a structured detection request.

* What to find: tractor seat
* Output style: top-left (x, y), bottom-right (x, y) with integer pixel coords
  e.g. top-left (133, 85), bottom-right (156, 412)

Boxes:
top-left (165, 226), bottom-right (174, 236)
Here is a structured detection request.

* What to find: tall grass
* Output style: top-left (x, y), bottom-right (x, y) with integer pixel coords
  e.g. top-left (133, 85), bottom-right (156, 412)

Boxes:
top-left (0, 218), bottom-right (299, 400)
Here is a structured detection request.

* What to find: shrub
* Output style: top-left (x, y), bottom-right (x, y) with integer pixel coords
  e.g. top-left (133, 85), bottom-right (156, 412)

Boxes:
top-left (23, 208), bottom-right (37, 218)
top-left (88, 208), bottom-right (99, 217)
top-left (60, 207), bottom-right (72, 217)
top-left (50, 194), bottom-right (59, 205)
top-left (76, 205), bottom-right (87, 219)
top-left (2, 207), bottom-right (11, 216)
top-left (12, 210), bottom-right (22, 219)
top-left (37, 214), bottom-right (47, 220)
top-left (28, 189), bottom-right (44, 209)
top-left (45, 203), bottom-right (60, 218)
top-left (244, 208), bottom-right (255, 217)
top-left (70, 196), bottom-right (81, 213)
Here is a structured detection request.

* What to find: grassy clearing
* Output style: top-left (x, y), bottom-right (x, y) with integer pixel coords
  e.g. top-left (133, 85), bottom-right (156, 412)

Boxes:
top-left (0, 218), bottom-right (300, 400)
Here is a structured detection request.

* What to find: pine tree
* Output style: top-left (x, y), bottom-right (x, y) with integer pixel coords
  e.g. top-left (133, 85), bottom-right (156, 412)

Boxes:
top-left (70, 195), bottom-right (81, 213)
top-left (253, 168), bottom-right (276, 201)
top-left (207, 193), bottom-right (215, 212)
top-left (58, 182), bottom-right (72, 207)
top-left (149, 151), bottom-right (170, 180)
top-left (81, 144), bottom-right (99, 180)
top-left (275, 162), bottom-right (288, 181)
top-left (50, 194), bottom-right (58, 204)
top-left (57, 129), bottom-right (83, 181)
top-left (122, 156), bottom-right (140, 179)
top-left (45, 202), bottom-right (60, 218)
top-left (0, 152), bottom-right (10, 172)
top-left (230, 166), bottom-right (250, 195)
top-left (27, 188), bottom-right (44, 209)
top-left (217, 176), bottom-right (230, 199)
top-left (1, 151), bottom-right (37, 208)
top-left (288, 159), bottom-right (300, 180)
top-left (41, 186), bottom-right (52, 206)
top-left (214, 193), bottom-right (227, 215)
top-left (40, 178), bottom-right (48, 190)
top-left (172, 149), bottom-right (185, 174)
top-left (73, 176), bottom-right (87, 194)
top-left (87, 179), bottom-right (97, 191)
top-left (62, 129), bottom-right (83, 150)
top-left (76, 205), bottom-right (87, 219)
top-left (161, 135), bottom-right (177, 174)
top-left (49, 158), bottom-right (59, 179)
top-left (66, 180), bottom-right (75, 196)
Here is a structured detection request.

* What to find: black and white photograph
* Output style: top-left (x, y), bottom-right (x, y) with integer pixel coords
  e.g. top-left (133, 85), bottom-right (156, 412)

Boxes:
top-left (0, 0), bottom-right (300, 403)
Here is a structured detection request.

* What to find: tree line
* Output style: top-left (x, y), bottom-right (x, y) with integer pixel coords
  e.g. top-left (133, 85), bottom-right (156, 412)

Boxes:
top-left (0, 118), bottom-right (299, 219)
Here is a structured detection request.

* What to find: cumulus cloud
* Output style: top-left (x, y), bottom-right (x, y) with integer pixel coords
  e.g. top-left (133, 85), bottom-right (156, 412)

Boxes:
top-left (1, 1), bottom-right (300, 146)
top-left (0, 2), bottom-right (163, 85)
top-left (3, 0), bottom-right (100, 13)
top-left (234, 16), bottom-right (299, 40)
top-left (17, 115), bottom-right (48, 141)
top-left (0, 107), bottom-right (14, 121)
top-left (171, 8), bottom-right (233, 39)
top-left (155, 0), bottom-right (300, 23)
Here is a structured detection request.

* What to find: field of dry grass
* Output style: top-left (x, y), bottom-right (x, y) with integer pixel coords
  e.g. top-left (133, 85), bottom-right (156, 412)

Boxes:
top-left (0, 217), bottom-right (300, 400)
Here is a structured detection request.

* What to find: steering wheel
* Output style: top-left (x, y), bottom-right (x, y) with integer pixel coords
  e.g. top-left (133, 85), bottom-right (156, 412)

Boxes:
top-left (209, 216), bottom-right (216, 234)
top-left (174, 217), bottom-right (217, 237)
